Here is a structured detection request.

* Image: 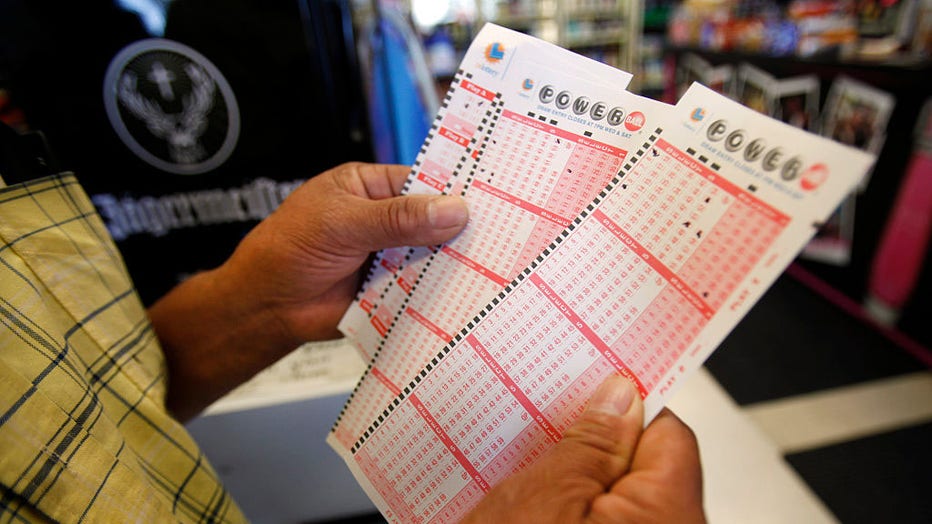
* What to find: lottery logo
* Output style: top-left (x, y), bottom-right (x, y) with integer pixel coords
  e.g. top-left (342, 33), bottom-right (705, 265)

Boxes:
top-left (691, 107), bottom-right (706, 121)
top-left (624, 111), bottom-right (645, 131)
top-left (522, 78), bottom-right (535, 90)
top-left (800, 163), bottom-right (829, 191)
top-left (103, 38), bottom-right (240, 175)
top-left (485, 42), bottom-right (505, 63)
top-left (706, 119), bottom-right (804, 177)
top-left (538, 84), bottom-right (626, 126)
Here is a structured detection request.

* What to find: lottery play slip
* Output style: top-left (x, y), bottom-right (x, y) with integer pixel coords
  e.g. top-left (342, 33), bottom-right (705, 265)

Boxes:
top-left (329, 23), bottom-right (875, 523)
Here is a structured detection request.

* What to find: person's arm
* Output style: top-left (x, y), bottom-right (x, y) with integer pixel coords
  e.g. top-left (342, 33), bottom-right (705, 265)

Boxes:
top-left (463, 376), bottom-right (706, 524)
top-left (148, 162), bottom-right (469, 421)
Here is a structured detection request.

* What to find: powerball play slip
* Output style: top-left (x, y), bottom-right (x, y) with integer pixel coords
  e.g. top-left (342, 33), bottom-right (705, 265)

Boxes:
top-left (332, 23), bottom-right (666, 452)
top-left (329, 24), bottom-right (876, 524)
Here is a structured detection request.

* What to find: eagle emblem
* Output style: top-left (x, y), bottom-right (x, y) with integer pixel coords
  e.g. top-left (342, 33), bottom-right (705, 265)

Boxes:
top-left (103, 39), bottom-right (240, 175)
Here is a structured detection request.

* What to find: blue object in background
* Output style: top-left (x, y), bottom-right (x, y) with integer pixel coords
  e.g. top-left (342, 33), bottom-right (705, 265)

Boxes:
top-left (360, 8), bottom-right (438, 165)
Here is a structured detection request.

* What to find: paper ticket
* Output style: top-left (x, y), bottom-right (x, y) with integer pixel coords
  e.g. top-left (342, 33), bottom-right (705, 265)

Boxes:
top-left (329, 24), bottom-right (875, 524)
top-left (333, 24), bottom-right (666, 453)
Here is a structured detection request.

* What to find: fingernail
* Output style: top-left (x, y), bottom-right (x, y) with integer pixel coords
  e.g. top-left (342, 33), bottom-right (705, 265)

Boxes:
top-left (587, 376), bottom-right (637, 416)
top-left (428, 196), bottom-right (468, 229)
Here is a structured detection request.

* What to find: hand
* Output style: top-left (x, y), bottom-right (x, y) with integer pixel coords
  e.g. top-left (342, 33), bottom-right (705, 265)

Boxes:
top-left (219, 162), bottom-right (469, 346)
top-left (149, 162), bottom-right (469, 420)
top-left (462, 376), bottom-right (705, 524)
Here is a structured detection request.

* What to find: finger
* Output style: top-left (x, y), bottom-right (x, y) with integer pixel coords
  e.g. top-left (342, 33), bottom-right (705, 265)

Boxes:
top-left (344, 163), bottom-right (413, 200)
top-left (339, 193), bottom-right (468, 251)
top-left (384, 164), bottom-right (413, 195)
top-left (461, 376), bottom-right (645, 524)
top-left (626, 408), bottom-right (702, 490)
top-left (294, 163), bottom-right (467, 253)
top-left (589, 408), bottom-right (704, 523)
top-left (544, 376), bottom-right (645, 490)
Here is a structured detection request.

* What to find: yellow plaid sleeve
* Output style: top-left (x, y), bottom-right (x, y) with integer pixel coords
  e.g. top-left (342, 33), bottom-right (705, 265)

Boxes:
top-left (0, 174), bottom-right (247, 523)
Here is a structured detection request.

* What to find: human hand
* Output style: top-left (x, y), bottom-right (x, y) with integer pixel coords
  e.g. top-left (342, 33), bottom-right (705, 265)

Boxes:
top-left (462, 376), bottom-right (705, 524)
top-left (220, 161), bottom-right (469, 346)
top-left (150, 162), bottom-right (468, 420)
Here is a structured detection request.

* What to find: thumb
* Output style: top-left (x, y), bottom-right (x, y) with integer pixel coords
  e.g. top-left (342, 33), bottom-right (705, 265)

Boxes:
top-left (545, 376), bottom-right (645, 493)
top-left (462, 376), bottom-right (645, 524)
top-left (363, 194), bottom-right (469, 249)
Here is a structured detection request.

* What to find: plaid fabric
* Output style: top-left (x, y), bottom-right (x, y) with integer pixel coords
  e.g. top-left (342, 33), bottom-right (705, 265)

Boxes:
top-left (0, 174), bottom-right (246, 523)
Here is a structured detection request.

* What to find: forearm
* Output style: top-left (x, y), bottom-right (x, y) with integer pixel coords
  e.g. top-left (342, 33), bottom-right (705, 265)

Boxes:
top-left (147, 264), bottom-right (299, 422)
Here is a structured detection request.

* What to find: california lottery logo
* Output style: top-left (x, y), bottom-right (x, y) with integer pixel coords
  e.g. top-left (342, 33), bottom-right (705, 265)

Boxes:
top-left (103, 38), bottom-right (240, 175)
top-left (522, 78), bottom-right (535, 90)
top-left (485, 42), bottom-right (505, 63)
top-left (691, 107), bottom-right (706, 121)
